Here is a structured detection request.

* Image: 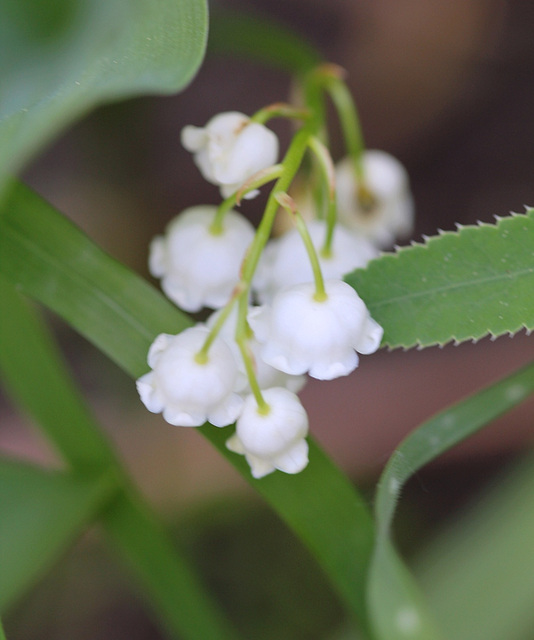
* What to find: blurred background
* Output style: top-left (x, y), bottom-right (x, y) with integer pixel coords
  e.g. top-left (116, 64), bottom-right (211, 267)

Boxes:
top-left (2, 0), bottom-right (534, 638)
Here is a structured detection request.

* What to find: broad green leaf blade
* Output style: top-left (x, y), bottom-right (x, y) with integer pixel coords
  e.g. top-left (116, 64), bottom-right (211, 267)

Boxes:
top-left (0, 182), bottom-right (375, 631)
top-left (368, 362), bottom-right (534, 640)
top-left (346, 211), bottom-right (534, 349)
top-left (208, 9), bottom-right (321, 75)
top-left (0, 276), bottom-right (118, 472)
top-left (416, 456), bottom-right (534, 640)
top-left (102, 493), bottom-right (238, 640)
top-left (0, 459), bottom-right (115, 612)
top-left (0, 0), bottom-right (208, 192)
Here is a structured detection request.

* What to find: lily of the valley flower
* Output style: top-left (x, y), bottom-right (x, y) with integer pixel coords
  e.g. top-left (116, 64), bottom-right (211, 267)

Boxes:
top-left (335, 150), bottom-right (414, 248)
top-left (181, 111), bottom-right (279, 199)
top-left (226, 387), bottom-right (309, 478)
top-left (149, 205), bottom-right (255, 312)
top-left (250, 280), bottom-right (383, 381)
top-left (253, 219), bottom-right (378, 304)
top-left (136, 328), bottom-right (243, 427)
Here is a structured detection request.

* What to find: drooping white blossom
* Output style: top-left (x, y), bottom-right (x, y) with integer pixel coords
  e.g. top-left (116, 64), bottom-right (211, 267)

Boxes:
top-left (226, 387), bottom-right (309, 478)
top-left (335, 151), bottom-right (414, 248)
top-left (136, 327), bottom-right (243, 427)
top-left (206, 307), bottom-right (306, 395)
top-left (149, 205), bottom-right (254, 312)
top-left (249, 280), bottom-right (383, 381)
top-left (181, 111), bottom-right (279, 199)
top-left (253, 219), bottom-right (378, 304)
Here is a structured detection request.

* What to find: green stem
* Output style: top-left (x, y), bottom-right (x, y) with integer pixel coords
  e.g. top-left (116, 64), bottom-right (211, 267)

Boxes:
top-left (307, 136), bottom-right (337, 256)
top-left (295, 210), bottom-right (327, 301)
top-left (325, 77), bottom-right (365, 179)
top-left (251, 102), bottom-right (310, 125)
top-left (212, 164), bottom-right (285, 232)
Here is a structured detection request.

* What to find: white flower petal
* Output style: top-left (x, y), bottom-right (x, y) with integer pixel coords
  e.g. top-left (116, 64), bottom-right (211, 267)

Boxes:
top-left (137, 327), bottom-right (243, 428)
top-left (227, 388), bottom-right (309, 478)
top-left (336, 151), bottom-right (414, 248)
top-left (252, 280), bottom-right (382, 381)
top-left (149, 205), bottom-right (254, 312)
top-left (181, 112), bottom-right (279, 199)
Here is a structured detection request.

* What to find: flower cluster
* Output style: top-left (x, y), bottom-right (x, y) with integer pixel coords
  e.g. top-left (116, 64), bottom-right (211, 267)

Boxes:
top-left (138, 75), bottom-right (413, 479)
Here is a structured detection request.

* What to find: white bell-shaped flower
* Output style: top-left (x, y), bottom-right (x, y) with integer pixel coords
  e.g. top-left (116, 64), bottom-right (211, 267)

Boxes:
top-left (181, 111), bottom-right (279, 199)
top-left (206, 307), bottom-right (306, 395)
top-left (149, 205), bottom-right (255, 312)
top-left (253, 219), bottom-right (378, 304)
top-left (136, 327), bottom-right (243, 427)
top-left (335, 151), bottom-right (414, 248)
top-left (226, 387), bottom-right (309, 479)
top-left (250, 280), bottom-right (383, 381)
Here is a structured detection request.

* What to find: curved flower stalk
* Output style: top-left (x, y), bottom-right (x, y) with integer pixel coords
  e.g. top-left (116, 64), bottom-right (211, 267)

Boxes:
top-left (336, 151), bottom-right (414, 248)
top-left (148, 205), bottom-right (255, 312)
top-left (253, 219), bottom-right (378, 303)
top-left (181, 111), bottom-right (279, 199)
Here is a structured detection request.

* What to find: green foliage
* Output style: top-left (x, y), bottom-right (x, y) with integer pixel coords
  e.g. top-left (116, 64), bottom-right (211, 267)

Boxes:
top-left (0, 0), bottom-right (208, 193)
top-left (0, 459), bottom-right (116, 612)
top-left (368, 362), bottom-right (534, 640)
top-left (416, 456), bottom-right (534, 640)
top-left (0, 276), bottom-right (239, 639)
top-left (346, 211), bottom-right (534, 348)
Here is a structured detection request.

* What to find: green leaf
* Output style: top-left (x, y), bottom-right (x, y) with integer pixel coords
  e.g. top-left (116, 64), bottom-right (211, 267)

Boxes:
top-left (0, 181), bottom-right (192, 376)
top-left (0, 459), bottom-right (115, 612)
top-left (368, 362), bottom-right (534, 640)
top-left (0, 273), bottom-right (240, 639)
top-left (346, 211), bottom-right (534, 349)
top-left (0, 182), bottom-right (376, 632)
top-left (0, 0), bottom-right (208, 192)
top-left (102, 492), bottom-right (238, 640)
top-left (0, 276), bottom-right (118, 472)
top-left (208, 9), bottom-right (321, 75)
top-left (416, 456), bottom-right (534, 640)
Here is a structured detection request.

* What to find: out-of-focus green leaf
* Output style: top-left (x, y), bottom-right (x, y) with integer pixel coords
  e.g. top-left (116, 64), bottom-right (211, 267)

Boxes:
top-left (0, 0), bottom-right (208, 193)
top-left (102, 492), bottom-right (238, 640)
top-left (0, 276), bottom-right (118, 472)
top-left (208, 9), bottom-right (321, 75)
top-left (346, 211), bottom-right (534, 349)
top-left (0, 182), bottom-right (375, 632)
top-left (0, 459), bottom-right (115, 612)
top-left (0, 275), bottom-right (240, 640)
top-left (416, 456), bottom-right (534, 640)
top-left (368, 362), bottom-right (534, 640)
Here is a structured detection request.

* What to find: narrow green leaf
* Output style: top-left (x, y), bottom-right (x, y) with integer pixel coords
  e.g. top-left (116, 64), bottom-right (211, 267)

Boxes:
top-left (0, 181), bottom-right (192, 376)
top-left (208, 9), bottom-right (321, 75)
top-left (368, 362), bottom-right (534, 640)
top-left (346, 211), bottom-right (534, 349)
top-left (102, 492), bottom-right (238, 640)
top-left (0, 617), bottom-right (6, 640)
top-left (0, 276), bottom-right (118, 472)
top-left (0, 271), bottom-right (241, 639)
top-left (416, 456), bottom-right (534, 640)
top-left (0, 182), bottom-right (376, 631)
top-left (0, 459), bottom-right (115, 612)
top-left (0, 0), bottom-right (208, 192)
